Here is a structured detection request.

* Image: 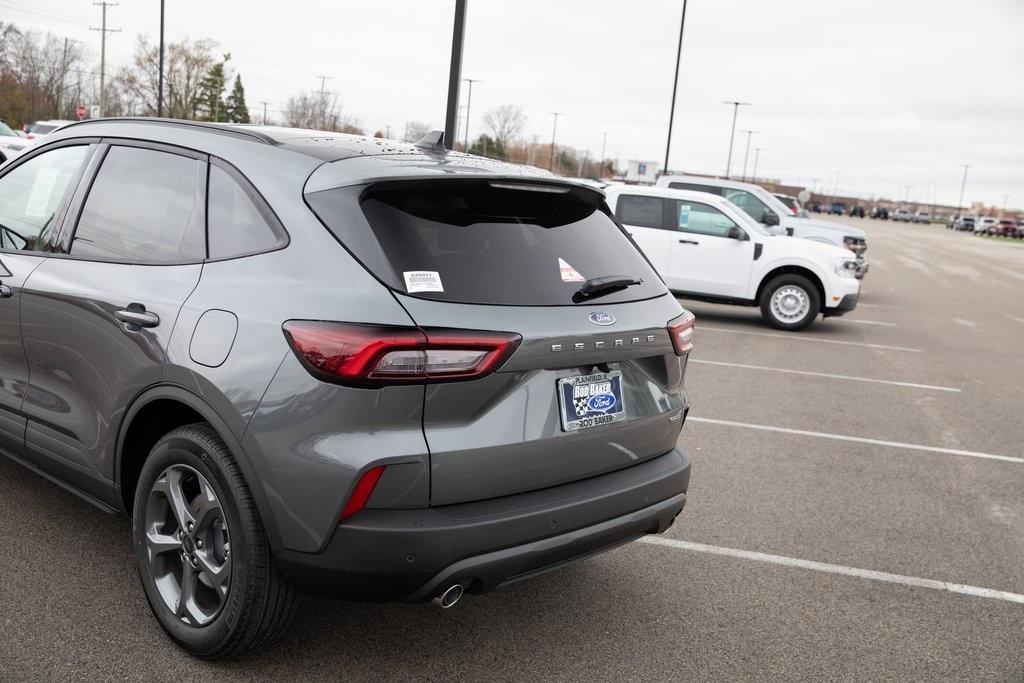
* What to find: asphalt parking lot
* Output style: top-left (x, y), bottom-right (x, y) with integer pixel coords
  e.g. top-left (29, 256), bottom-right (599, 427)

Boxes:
top-left (2, 217), bottom-right (1022, 680)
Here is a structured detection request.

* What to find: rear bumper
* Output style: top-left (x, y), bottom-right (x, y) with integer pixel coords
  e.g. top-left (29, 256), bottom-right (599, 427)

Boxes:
top-left (275, 447), bottom-right (691, 602)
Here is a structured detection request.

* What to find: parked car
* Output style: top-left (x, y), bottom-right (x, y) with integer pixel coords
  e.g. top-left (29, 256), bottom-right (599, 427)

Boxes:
top-left (827, 202), bottom-right (845, 215)
top-left (774, 193), bottom-right (806, 217)
top-left (656, 175), bottom-right (868, 277)
top-left (809, 201), bottom-right (822, 213)
top-left (954, 215), bottom-right (976, 231)
top-left (605, 185), bottom-right (861, 330)
top-left (0, 119), bottom-right (32, 163)
top-left (991, 219), bottom-right (1019, 238)
top-left (892, 209), bottom-right (913, 222)
top-left (871, 207), bottom-right (889, 220)
top-left (24, 119), bottom-right (74, 141)
top-left (913, 210), bottom-right (931, 224)
top-left (848, 205), bottom-right (865, 218)
top-left (977, 216), bottom-right (998, 234)
top-left (0, 119), bottom-right (695, 658)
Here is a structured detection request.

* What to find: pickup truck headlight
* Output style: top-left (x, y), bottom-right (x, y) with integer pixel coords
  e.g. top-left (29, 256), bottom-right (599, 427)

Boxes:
top-left (843, 236), bottom-right (867, 254)
top-left (835, 258), bottom-right (859, 278)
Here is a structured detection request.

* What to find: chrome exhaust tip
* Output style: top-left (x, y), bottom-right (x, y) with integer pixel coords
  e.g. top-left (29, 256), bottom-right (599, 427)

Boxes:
top-left (432, 584), bottom-right (464, 609)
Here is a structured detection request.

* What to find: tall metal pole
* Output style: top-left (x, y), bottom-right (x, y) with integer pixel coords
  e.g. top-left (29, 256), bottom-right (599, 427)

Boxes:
top-left (444, 0), bottom-right (468, 150)
top-left (259, 101), bottom-right (268, 125)
top-left (549, 112), bottom-right (561, 171)
top-left (157, 0), bottom-right (165, 116)
top-left (752, 147), bottom-right (763, 181)
top-left (90, 2), bottom-right (120, 118)
top-left (599, 131), bottom-right (607, 179)
top-left (740, 129), bottom-right (757, 180)
top-left (462, 78), bottom-right (481, 151)
top-left (663, 0), bottom-right (688, 174)
top-left (722, 100), bottom-right (749, 178)
top-left (957, 164), bottom-right (971, 216)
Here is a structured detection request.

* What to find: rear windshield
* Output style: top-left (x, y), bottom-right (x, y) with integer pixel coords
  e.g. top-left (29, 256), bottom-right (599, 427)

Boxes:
top-left (29, 123), bottom-right (57, 134)
top-left (306, 179), bottom-right (664, 306)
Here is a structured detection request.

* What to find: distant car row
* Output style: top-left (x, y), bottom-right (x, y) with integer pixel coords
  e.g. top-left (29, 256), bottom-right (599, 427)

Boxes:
top-left (0, 119), bottom-right (74, 163)
top-left (947, 214), bottom-right (1022, 237)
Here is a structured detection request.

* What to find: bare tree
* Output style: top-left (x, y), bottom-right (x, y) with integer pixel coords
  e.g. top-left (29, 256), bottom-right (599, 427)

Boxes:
top-left (403, 121), bottom-right (433, 142)
top-left (115, 36), bottom-right (216, 119)
top-left (0, 24), bottom-right (87, 124)
top-left (482, 103), bottom-right (526, 149)
top-left (283, 89), bottom-right (362, 133)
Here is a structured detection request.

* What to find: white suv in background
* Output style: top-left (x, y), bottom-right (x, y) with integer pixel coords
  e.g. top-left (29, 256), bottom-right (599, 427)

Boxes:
top-left (656, 174), bottom-right (868, 278)
top-left (605, 185), bottom-right (861, 330)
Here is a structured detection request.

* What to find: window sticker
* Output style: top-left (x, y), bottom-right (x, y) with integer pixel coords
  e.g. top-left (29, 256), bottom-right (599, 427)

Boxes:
top-left (677, 204), bottom-right (691, 229)
top-left (558, 257), bottom-right (585, 282)
top-left (403, 270), bottom-right (444, 293)
top-left (25, 166), bottom-right (59, 219)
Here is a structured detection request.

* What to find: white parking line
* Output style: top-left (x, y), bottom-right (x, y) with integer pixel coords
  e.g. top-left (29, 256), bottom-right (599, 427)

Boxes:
top-left (689, 359), bottom-right (960, 393)
top-left (698, 326), bottom-right (921, 353)
top-left (688, 417), bottom-right (1024, 464)
top-left (841, 319), bottom-right (899, 327)
top-left (638, 537), bottom-right (1024, 606)
top-left (1006, 314), bottom-right (1024, 325)
top-left (954, 318), bottom-right (977, 328)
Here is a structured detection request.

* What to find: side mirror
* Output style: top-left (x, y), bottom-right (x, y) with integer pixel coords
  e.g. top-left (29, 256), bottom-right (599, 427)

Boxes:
top-left (762, 211), bottom-right (780, 227)
top-left (727, 226), bottom-right (746, 240)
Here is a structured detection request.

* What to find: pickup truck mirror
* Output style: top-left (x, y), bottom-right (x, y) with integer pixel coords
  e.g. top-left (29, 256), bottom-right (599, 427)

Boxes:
top-left (762, 211), bottom-right (780, 227)
top-left (726, 226), bottom-right (746, 240)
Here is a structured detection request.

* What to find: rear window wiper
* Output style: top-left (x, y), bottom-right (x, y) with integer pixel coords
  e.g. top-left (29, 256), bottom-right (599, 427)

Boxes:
top-left (574, 275), bottom-right (642, 300)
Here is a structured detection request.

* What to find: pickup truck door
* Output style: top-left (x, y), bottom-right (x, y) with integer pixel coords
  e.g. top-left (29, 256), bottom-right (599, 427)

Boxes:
top-left (611, 193), bottom-right (673, 276)
top-left (668, 199), bottom-right (755, 298)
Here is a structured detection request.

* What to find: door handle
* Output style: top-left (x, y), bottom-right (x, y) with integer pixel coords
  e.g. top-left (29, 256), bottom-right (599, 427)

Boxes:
top-left (0, 284), bottom-right (12, 299)
top-left (115, 305), bottom-right (160, 330)
top-left (678, 239), bottom-right (699, 245)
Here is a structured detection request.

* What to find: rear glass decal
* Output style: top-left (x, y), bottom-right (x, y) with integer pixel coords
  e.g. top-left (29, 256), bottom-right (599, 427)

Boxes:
top-left (403, 271), bottom-right (444, 293)
top-left (559, 258), bottom-right (585, 283)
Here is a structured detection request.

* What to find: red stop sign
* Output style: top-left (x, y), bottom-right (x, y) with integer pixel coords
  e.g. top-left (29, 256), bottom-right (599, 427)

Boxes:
top-left (76, 105), bottom-right (87, 120)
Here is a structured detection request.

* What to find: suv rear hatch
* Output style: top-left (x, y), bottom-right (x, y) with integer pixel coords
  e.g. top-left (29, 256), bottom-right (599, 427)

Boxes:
top-left (306, 178), bottom-right (689, 505)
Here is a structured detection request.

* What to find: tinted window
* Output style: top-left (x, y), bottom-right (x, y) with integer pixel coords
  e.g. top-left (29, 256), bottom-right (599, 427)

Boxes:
top-left (307, 180), bottom-right (664, 306)
top-left (616, 194), bottom-right (665, 229)
top-left (29, 123), bottom-right (58, 134)
top-left (722, 188), bottom-right (775, 224)
top-left (668, 182), bottom-right (723, 196)
top-left (0, 121), bottom-right (16, 137)
top-left (675, 201), bottom-right (740, 237)
top-left (0, 145), bottom-right (88, 252)
top-left (208, 163), bottom-right (283, 259)
top-left (72, 146), bottom-right (205, 263)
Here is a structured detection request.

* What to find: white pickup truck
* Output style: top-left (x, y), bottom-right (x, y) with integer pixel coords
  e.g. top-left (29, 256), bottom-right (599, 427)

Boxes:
top-left (656, 174), bottom-right (868, 278)
top-left (605, 185), bottom-right (861, 330)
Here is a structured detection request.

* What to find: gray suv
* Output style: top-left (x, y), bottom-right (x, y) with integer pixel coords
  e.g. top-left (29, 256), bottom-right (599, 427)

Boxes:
top-left (0, 118), bottom-right (693, 658)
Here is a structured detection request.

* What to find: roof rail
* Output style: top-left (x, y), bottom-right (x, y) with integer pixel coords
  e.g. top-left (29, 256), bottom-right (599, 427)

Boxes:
top-left (54, 117), bottom-right (279, 145)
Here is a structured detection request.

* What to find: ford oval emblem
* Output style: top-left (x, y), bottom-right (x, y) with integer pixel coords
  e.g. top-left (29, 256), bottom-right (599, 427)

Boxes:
top-left (588, 312), bottom-right (616, 326)
top-left (587, 393), bottom-right (616, 412)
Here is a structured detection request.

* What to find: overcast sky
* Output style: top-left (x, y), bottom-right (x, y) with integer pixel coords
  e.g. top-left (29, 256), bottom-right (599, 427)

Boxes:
top-left (5, 0), bottom-right (1023, 208)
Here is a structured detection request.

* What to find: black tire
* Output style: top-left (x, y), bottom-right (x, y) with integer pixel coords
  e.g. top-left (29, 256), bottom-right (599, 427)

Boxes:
top-left (759, 274), bottom-right (821, 331)
top-left (132, 424), bottom-right (295, 660)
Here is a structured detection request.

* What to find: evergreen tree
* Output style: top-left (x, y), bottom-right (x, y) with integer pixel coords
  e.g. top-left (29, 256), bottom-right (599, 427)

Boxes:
top-left (226, 75), bottom-right (249, 123)
top-left (197, 53), bottom-right (230, 122)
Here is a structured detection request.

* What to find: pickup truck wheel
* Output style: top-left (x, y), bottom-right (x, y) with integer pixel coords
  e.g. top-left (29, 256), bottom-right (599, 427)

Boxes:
top-left (760, 274), bottom-right (821, 330)
top-left (132, 424), bottom-right (295, 660)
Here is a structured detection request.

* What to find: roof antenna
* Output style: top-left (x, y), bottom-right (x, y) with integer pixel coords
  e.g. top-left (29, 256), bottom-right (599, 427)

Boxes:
top-left (414, 130), bottom-right (446, 152)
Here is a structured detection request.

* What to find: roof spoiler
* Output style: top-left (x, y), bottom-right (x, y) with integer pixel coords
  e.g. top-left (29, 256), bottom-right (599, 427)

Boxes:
top-left (414, 130), bottom-right (446, 152)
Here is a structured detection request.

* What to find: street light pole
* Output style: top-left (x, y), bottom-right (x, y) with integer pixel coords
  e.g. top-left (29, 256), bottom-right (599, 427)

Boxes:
top-left (157, 0), bottom-right (165, 117)
top-left (462, 78), bottom-right (481, 151)
top-left (549, 112), bottom-right (562, 172)
top-left (740, 129), bottom-right (757, 181)
top-left (752, 147), bottom-right (763, 182)
top-left (443, 0), bottom-right (468, 150)
top-left (258, 101), bottom-right (268, 125)
top-left (722, 100), bottom-right (750, 178)
top-left (599, 131), bottom-right (607, 179)
top-left (663, 0), bottom-right (688, 174)
top-left (957, 164), bottom-right (971, 216)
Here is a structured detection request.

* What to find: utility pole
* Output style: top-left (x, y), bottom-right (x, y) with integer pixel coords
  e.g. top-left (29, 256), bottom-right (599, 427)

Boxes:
top-left (599, 131), bottom-right (607, 179)
top-left (957, 164), bottom-right (971, 216)
top-left (722, 100), bottom-right (750, 178)
top-left (157, 0), bottom-right (165, 116)
top-left (1002, 194), bottom-right (1009, 216)
top-left (549, 112), bottom-right (562, 172)
top-left (462, 78), bottom-right (481, 151)
top-left (740, 129), bottom-right (757, 181)
top-left (90, 1), bottom-right (120, 118)
top-left (752, 148), bottom-right (764, 182)
top-left (663, 0), bottom-right (688, 174)
top-left (314, 75), bottom-right (333, 129)
top-left (443, 0), bottom-right (467, 150)
top-left (258, 101), bottom-right (268, 125)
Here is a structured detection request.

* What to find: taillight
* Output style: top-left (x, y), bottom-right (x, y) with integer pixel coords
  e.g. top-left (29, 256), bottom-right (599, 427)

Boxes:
top-left (668, 310), bottom-right (695, 355)
top-left (282, 321), bottom-right (521, 386)
top-left (340, 465), bottom-right (386, 521)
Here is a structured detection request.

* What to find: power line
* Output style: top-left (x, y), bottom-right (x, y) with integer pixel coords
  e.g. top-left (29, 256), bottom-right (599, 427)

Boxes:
top-left (89, 1), bottom-right (120, 117)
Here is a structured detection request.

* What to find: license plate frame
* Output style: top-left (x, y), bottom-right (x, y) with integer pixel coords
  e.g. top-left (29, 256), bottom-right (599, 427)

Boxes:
top-left (557, 371), bottom-right (626, 432)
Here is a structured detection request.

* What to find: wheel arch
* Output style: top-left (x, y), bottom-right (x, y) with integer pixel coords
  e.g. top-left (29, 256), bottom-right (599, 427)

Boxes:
top-left (755, 264), bottom-right (826, 308)
top-left (115, 384), bottom-right (282, 551)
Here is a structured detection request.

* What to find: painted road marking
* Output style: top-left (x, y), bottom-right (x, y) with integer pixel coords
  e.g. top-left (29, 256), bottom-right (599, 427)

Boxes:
top-left (688, 417), bottom-right (1023, 464)
top-left (842, 319), bottom-right (899, 327)
top-left (638, 537), bottom-right (1024, 606)
top-left (698, 325), bottom-right (921, 353)
top-left (1006, 314), bottom-right (1024, 325)
top-left (689, 359), bottom-right (960, 393)
top-left (954, 318), bottom-right (977, 328)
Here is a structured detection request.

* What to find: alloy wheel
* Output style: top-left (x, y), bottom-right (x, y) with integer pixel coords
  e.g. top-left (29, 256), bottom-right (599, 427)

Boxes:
top-left (144, 464), bottom-right (231, 627)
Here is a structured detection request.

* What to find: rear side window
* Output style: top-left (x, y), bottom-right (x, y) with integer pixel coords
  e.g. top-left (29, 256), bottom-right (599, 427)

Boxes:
top-left (72, 146), bottom-right (205, 263)
top-left (307, 180), bottom-right (664, 306)
top-left (616, 194), bottom-right (665, 229)
top-left (0, 145), bottom-right (88, 252)
top-left (207, 162), bottom-right (285, 259)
